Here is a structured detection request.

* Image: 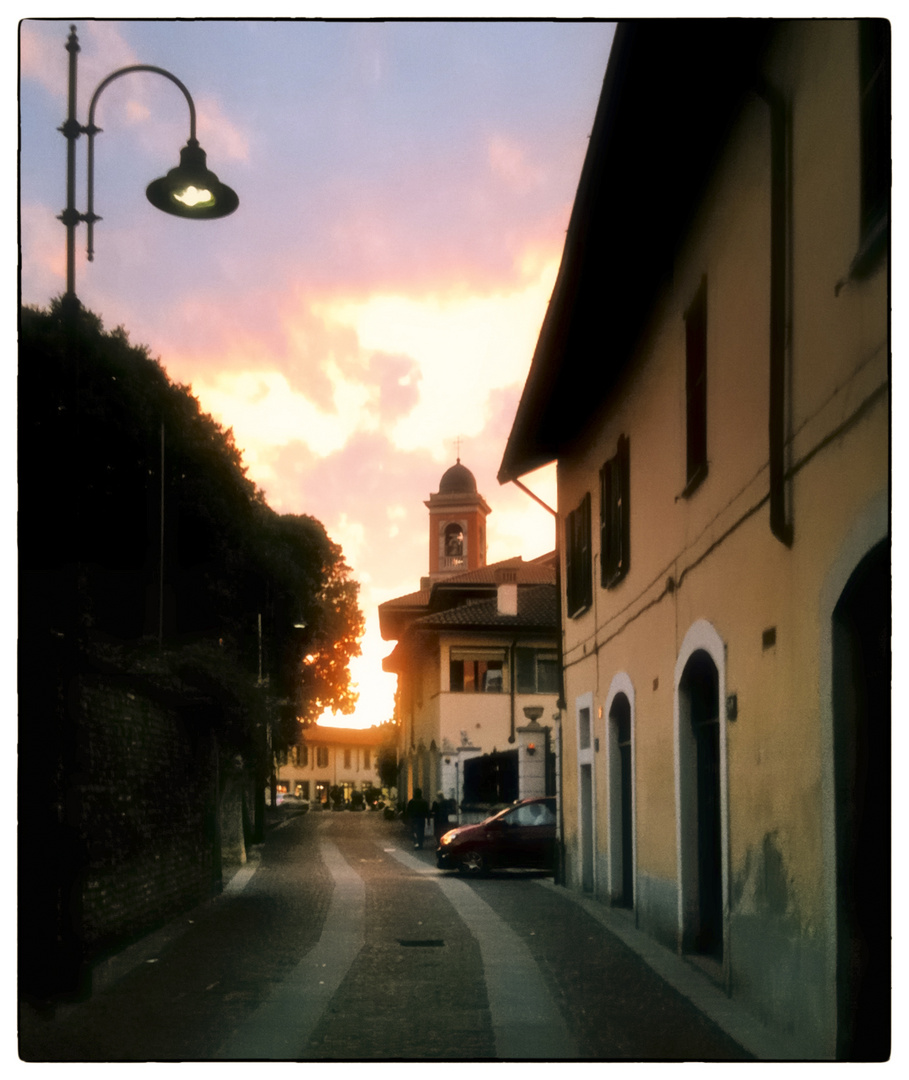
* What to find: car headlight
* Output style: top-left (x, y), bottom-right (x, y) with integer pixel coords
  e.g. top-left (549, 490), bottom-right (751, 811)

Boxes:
top-left (439, 830), bottom-right (457, 845)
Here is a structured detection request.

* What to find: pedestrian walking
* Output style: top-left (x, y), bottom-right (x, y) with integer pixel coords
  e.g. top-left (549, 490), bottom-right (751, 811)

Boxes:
top-left (431, 791), bottom-right (452, 840)
top-left (405, 788), bottom-right (430, 849)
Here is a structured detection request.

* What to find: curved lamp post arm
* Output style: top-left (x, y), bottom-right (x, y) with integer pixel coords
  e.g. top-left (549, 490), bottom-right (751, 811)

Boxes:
top-left (84, 65), bottom-right (198, 262)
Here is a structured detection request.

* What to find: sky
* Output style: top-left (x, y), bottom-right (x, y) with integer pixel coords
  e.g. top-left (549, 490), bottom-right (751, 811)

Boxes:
top-left (18, 15), bottom-right (615, 729)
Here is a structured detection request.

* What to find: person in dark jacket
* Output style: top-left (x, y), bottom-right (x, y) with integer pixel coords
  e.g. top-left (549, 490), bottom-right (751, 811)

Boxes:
top-left (431, 792), bottom-right (452, 840)
top-left (405, 788), bottom-right (430, 849)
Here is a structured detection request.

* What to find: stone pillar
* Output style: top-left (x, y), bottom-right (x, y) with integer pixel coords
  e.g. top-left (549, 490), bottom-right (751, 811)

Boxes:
top-left (517, 710), bottom-right (548, 800)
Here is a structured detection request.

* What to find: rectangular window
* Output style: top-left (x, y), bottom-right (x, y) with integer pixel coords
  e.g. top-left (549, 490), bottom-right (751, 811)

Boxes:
top-left (316, 746), bottom-right (329, 768)
top-left (600, 435), bottom-right (630, 587)
top-left (363, 748), bottom-right (371, 770)
top-left (299, 781), bottom-right (310, 800)
top-left (565, 492), bottom-right (592, 617)
top-left (343, 748), bottom-right (352, 769)
top-left (449, 648), bottom-right (506, 693)
top-left (579, 706), bottom-right (591, 752)
top-left (301, 745), bottom-right (308, 768)
top-left (516, 648), bottom-right (560, 694)
top-left (685, 279), bottom-right (708, 493)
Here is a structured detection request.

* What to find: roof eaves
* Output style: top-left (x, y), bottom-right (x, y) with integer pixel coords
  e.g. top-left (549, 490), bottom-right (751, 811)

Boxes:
top-left (498, 20), bottom-right (774, 484)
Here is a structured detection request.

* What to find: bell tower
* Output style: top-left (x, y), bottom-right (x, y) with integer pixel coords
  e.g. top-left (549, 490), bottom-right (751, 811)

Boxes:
top-left (425, 459), bottom-right (491, 582)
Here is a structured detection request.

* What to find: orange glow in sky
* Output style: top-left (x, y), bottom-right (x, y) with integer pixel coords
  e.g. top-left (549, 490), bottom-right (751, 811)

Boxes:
top-left (18, 17), bottom-right (614, 729)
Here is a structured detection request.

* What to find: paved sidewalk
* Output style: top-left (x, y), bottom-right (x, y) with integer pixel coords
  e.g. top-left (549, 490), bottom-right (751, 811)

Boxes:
top-left (403, 838), bottom-right (804, 1060)
top-left (532, 880), bottom-right (806, 1060)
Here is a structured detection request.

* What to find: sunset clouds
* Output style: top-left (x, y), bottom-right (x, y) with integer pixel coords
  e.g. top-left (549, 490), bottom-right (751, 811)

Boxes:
top-left (19, 18), bottom-right (614, 727)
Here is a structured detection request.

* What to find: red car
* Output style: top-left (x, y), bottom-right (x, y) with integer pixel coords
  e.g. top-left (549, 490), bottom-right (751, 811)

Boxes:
top-left (436, 797), bottom-right (557, 875)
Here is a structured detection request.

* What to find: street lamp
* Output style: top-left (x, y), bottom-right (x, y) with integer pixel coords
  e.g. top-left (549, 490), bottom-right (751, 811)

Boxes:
top-left (59, 24), bottom-right (239, 311)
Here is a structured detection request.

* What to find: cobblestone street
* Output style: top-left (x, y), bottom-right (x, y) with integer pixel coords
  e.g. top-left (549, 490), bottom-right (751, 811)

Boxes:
top-left (20, 810), bottom-right (777, 1061)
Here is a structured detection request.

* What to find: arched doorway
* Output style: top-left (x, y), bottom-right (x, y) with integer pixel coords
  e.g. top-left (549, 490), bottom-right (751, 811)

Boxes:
top-left (607, 691), bottom-right (634, 907)
top-left (678, 648), bottom-right (723, 961)
top-left (832, 540), bottom-right (890, 1060)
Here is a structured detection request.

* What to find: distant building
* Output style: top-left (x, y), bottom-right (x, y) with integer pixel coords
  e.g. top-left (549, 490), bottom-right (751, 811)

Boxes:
top-left (498, 20), bottom-right (889, 1060)
top-left (276, 725), bottom-right (385, 805)
top-left (379, 461), bottom-right (560, 809)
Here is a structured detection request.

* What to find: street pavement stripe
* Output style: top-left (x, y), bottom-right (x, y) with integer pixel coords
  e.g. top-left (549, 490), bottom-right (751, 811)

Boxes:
top-left (215, 838), bottom-right (365, 1060)
top-left (222, 862), bottom-right (258, 894)
top-left (387, 847), bottom-right (578, 1059)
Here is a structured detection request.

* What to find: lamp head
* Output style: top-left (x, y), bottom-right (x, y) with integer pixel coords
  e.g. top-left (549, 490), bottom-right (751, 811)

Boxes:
top-left (146, 138), bottom-right (238, 219)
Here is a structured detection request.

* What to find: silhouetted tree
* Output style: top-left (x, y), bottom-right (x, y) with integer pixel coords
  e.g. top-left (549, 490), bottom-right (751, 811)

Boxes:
top-left (19, 298), bottom-right (364, 749)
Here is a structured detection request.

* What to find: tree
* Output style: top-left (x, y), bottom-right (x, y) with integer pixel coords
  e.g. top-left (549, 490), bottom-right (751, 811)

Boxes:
top-left (19, 300), bottom-right (366, 997)
top-left (377, 722), bottom-right (400, 791)
top-left (19, 299), bottom-right (364, 750)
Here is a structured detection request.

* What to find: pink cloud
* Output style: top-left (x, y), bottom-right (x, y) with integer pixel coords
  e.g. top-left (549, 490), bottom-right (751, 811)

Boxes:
top-left (366, 352), bottom-right (422, 425)
top-left (262, 432), bottom-right (442, 587)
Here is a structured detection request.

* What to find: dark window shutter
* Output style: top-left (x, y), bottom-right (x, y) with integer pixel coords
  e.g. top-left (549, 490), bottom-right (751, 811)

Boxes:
top-left (565, 493), bottom-right (592, 617)
top-left (516, 648), bottom-right (535, 693)
top-left (601, 435), bottom-right (630, 587)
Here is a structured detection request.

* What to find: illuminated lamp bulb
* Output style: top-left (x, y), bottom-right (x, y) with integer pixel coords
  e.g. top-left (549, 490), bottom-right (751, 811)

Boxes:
top-left (146, 138), bottom-right (238, 219)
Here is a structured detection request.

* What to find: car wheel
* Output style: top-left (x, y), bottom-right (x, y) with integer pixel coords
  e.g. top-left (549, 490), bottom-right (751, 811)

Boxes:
top-left (458, 849), bottom-right (487, 875)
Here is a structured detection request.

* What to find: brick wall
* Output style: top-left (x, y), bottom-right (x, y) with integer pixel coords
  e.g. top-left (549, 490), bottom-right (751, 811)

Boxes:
top-left (74, 680), bottom-right (221, 956)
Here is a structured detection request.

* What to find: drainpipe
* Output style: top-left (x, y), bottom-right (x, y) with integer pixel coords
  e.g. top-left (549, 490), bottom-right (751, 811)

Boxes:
top-left (757, 78), bottom-right (794, 547)
top-left (509, 477), bottom-right (566, 884)
top-left (509, 639), bottom-right (517, 744)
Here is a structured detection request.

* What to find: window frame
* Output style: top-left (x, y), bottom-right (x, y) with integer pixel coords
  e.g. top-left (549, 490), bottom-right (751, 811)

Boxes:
top-left (850, 19), bottom-right (890, 279)
top-left (449, 647), bottom-right (508, 693)
top-left (516, 647), bottom-right (560, 694)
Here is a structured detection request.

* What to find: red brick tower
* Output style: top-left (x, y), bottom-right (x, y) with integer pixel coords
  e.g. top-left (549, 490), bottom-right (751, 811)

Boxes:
top-left (425, 460), bottom-right (491, 581)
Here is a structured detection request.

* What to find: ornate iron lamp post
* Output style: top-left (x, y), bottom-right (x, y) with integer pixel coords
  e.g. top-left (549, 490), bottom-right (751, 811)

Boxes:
top-left (59, 24), bottom-right (239, 312)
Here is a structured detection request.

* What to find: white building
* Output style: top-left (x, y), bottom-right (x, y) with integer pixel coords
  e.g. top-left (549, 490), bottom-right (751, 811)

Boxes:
top-left (379, 461), bottom-right (561, 809)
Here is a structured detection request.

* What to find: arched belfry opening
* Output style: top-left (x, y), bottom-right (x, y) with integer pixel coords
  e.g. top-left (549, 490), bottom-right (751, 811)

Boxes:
top-left (425, 459), bottom-right (491, 581)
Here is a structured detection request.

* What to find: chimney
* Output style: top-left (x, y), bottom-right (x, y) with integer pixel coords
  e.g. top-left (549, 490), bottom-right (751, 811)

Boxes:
top-left (495, 566), bottom-right (519, 616)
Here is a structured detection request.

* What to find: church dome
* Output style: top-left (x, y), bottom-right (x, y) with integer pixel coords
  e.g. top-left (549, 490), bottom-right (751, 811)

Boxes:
top-left (438, 460), bottom-right (477, 495)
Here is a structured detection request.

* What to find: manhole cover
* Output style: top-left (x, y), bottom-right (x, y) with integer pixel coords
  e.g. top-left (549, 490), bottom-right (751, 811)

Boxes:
top-left (398, 939), bottom-right (445, 947)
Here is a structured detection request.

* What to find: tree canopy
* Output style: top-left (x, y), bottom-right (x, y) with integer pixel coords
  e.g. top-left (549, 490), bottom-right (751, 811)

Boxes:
top-left (19, 300), bottom-right (364, 749)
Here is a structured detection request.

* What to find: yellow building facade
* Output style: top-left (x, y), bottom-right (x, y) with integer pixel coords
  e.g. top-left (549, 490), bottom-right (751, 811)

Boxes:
top-left (276, 725), bottom-right (385, 806)
top-left (499, 21), bottom-right (888, 1060)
